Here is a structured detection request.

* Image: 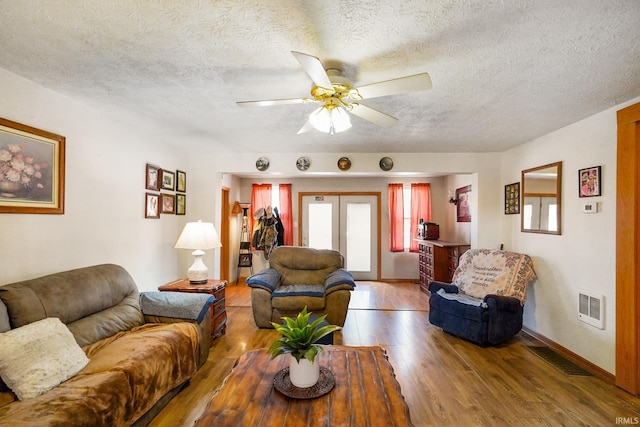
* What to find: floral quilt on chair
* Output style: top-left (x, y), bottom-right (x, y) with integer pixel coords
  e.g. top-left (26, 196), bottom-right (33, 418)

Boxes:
top-left (453, 249), bottom-right (536, 304)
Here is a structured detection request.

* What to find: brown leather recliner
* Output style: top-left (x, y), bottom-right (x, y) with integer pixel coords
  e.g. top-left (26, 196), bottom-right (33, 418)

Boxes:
top-left (247, 246), bottom-right (356, 328)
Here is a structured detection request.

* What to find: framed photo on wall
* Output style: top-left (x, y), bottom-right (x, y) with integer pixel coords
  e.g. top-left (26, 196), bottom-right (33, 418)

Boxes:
top-left (145, 193), bottom-right (160, 219)
top-left (0, 118), bottom-right (66, 214)
top-left (161, 169), bottom-right (175, 190)
top-left (160, 193), bottom-right (175, 214)
top-left (579, 166), bottom-right (601, 197)
top-left (145, 163), bottom-right (161, 191)
top-left (176, 170), bottom-right (186, 193)
top-left (176, 193), bottom-right (186, 215)
top-left (504, 182), bottom-right (520, 214)
top-left (456, 185), bottom-right (471, 222)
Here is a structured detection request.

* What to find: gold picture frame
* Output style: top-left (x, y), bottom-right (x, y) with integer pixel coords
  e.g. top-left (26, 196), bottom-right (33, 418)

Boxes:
top-left (0, 118), bottom-right (65, 214)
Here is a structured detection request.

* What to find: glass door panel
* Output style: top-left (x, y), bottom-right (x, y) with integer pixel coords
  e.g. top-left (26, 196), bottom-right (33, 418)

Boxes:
top-left (302, 194), bottom-right (378, 280)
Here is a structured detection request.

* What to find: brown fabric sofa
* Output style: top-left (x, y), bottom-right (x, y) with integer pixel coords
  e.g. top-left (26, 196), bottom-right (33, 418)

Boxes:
top-left (0, 264), bottom-right (213, 427)
top-left (247, 246), bottom-right (356, 328)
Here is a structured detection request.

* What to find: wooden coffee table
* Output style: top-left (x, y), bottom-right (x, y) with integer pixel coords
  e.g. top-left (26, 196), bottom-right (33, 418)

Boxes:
top-left (194, 346), bottom-right (414, 426)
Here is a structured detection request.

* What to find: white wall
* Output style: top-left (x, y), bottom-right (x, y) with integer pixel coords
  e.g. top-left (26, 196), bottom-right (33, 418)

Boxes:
top-left (502, 95), bottom-right (640, 374)
top-left (443, 175), bottom-right (473, 245)
top-left (0, 68), bottom-right (188, 291)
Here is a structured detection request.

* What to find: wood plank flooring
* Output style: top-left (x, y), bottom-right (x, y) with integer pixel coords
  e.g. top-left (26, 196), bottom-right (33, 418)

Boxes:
top-left (149, 281), bottom-right (640, 427)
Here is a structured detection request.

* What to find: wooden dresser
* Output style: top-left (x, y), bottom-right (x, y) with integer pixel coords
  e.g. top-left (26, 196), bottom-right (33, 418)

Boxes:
top-left (158, 278), bottom-right (227, 342)
top-left (415, 239), bottom-right (470, 293)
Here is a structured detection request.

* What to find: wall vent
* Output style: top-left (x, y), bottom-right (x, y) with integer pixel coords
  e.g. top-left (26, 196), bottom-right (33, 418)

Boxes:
top-left (578, 289), bottom-right (604, 329)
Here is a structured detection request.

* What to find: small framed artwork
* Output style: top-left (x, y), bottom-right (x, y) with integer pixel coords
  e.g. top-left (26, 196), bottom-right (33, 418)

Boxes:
top-left (145, 163), bottom-right (160, 191)
top-left (0, 117), bottom-right (66, 214)
top-left (504, 182), bottom-right (520, 214)
top-left (161, 169), bottom-right (175, 190)
top-left (579, 166), bottom-right (601, 197)
top-left (176, 193), bottom-right (186, 215)
top-left (456, 185), bottom-right (471, 222)
top-left (145, 193), bottom-right (160, 219)
top-left (239, 253), bottom-right (253, 267)
top-left (160, 193), bottom-right (175, 214)
top-left (176, 170), bottom-right (186, 193)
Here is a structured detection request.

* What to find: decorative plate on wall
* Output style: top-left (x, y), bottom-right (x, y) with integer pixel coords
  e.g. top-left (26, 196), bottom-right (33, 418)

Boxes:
top-left (337, 157), bottom-right (351, 171)
top-left (379, 157), bottom-right (394, 171)
top-left (296, 156), bottom-right (311, 171)
top-left (255, 157), bottom-right (270, 171)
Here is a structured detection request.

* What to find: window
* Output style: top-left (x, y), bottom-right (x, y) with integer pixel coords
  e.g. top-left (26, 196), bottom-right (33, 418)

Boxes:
top-left (271, 184), bottom-right (280, 211)
top-left (388, 183), bottom-right (431, 252)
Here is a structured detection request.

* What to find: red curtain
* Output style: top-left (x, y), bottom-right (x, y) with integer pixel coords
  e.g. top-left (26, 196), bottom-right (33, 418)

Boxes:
top-left (410, 183), bottom-right (432, 252)
top-left (388, 183), bottom-right (404, 252)
top-left (279, 183), bottom-right (294, 246)
top-left (250, 184), bottom-right (272, 247)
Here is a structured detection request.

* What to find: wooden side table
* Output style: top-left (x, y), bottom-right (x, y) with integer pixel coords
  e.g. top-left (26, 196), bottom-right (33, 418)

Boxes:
top-left (158, 278), bottom-right (227, 342)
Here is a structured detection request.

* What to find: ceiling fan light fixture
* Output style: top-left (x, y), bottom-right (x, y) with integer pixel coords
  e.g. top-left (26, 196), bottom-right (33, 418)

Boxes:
top-left (309, 105), bottom-right (352, 135)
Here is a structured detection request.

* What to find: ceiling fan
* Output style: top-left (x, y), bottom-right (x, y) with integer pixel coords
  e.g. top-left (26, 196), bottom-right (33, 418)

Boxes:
top-left (237, 51), bottom-right (432, 135)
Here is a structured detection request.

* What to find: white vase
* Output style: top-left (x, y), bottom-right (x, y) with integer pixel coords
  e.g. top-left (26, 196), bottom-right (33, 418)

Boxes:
top-left (289, 354), bottom-right (320, 388)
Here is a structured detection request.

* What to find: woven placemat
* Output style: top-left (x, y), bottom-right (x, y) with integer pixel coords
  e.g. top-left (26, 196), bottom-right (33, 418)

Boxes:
top-left (273, 367), bottom-right (335, 399)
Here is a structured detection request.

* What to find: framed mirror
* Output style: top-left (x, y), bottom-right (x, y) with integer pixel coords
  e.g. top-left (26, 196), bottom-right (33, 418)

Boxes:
top-left (521, 161), bottom-right (562, 235)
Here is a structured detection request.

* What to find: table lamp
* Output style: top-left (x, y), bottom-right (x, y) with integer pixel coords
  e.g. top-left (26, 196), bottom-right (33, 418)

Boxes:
top-left (174, 220), bottom-right (221, 283)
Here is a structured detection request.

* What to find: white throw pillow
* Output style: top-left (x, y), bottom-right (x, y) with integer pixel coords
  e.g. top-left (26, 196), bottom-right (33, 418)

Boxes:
top-left (0, 317), bottom-right (89, 400)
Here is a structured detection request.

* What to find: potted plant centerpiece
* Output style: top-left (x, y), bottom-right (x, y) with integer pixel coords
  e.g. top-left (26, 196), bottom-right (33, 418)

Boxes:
top-left (267, 307), bottom-right (341, 388)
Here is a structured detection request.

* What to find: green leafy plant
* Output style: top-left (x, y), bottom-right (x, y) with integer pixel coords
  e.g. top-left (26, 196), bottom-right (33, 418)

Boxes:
top-left (267, 307), bottom-right (342, 363)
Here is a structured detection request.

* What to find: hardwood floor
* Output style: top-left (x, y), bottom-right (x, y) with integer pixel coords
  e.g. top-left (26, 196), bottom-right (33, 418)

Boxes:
top-left (150, 282), bottom-right (640, 427)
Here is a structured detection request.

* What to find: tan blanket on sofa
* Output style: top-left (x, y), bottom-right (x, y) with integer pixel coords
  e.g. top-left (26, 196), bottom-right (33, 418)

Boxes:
top-left (0, 322), bottom-right (198, 427)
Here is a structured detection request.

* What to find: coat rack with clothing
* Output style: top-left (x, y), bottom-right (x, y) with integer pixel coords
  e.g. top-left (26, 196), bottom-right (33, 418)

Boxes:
top-left (252, 205), bottom-right (285, 260)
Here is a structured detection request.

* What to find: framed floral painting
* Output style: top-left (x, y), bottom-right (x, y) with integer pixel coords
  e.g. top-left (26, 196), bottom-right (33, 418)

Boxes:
top-left (0, 118), bottom-right (66, 214)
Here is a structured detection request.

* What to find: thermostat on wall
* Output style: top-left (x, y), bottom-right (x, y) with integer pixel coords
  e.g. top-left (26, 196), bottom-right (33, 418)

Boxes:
top-left (582, 202), bottom-right (598, 213)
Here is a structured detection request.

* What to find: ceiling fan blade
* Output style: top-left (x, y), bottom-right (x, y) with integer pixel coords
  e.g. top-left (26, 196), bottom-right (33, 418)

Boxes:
top-left (349, 103), bottom-right (398, 128)
top-left (297, 120), bottom-right (315, 134)
top-left (291, 51), bottom-right (334, 93)
top-left (237, 98), bottom-right (308, 107)
top-left (355, 73), bottom-right (432, 99)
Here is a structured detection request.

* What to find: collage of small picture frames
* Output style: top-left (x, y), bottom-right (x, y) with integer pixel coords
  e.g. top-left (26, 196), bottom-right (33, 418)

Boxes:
top-left (144, 163), bottom-right (186, 219)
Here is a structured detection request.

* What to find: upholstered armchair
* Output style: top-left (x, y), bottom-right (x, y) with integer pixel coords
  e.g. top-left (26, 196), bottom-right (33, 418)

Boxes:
top-left (428, 249), bottom-right (536, 345)
top-left (246, 246), bottom-right (356, 328)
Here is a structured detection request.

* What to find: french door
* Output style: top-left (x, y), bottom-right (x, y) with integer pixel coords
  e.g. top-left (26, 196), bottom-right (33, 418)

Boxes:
top-left (300, 194), bottom-right (379, 280)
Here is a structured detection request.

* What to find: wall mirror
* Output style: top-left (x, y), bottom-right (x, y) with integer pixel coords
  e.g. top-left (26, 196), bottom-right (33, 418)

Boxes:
top-left (521, 161), bottom-right (562, 235)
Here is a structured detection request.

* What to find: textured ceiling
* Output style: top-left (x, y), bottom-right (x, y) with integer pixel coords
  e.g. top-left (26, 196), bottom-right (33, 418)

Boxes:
top-left (0, 0), bottom-right (639, 154)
